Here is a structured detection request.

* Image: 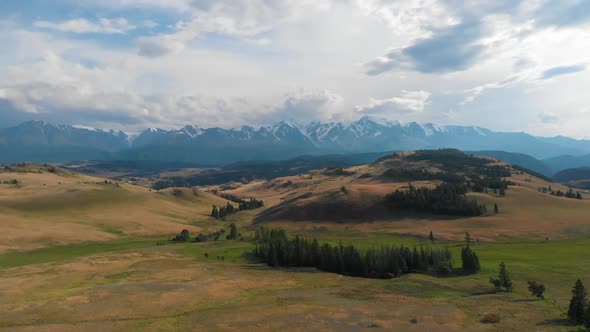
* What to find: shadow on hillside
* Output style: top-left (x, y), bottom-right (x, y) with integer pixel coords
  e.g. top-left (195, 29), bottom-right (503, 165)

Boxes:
top-left (536, 318), bottom-right (574, 327)
top-left (252, 191), bottom-right (464, 225)
top-left (510, 298), bottom-right (537, 303)
top-left (240, 264), bottom-right (322, 274)
top-left (469, 289), bottom-right (498, 296)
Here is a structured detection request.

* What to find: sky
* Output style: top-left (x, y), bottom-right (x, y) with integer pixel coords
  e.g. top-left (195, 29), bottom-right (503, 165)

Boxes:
top-left (0, 0), bottom-right (590, 137)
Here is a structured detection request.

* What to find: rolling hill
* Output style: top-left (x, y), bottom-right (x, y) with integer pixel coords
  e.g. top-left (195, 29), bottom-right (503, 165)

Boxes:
top-left (0, 163), bottom-right (230, 253)
top-left (211, 149), bottom-right (590, 241)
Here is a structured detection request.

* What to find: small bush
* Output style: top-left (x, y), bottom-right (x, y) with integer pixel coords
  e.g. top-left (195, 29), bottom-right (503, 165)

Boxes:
top-left (481, 313), bottom-right (500, 324)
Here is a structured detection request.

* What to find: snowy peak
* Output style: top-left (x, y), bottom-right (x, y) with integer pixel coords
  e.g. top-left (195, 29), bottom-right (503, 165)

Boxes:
top-left (1, 117), bottom-right (588, 163)
top-left (179, 125), bottom-right (204, 138)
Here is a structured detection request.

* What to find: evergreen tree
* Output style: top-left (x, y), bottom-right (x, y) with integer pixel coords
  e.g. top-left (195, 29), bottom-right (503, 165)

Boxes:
top-left (429, 231), bottom-right (435, 243)
top-left (461, 246), bottom-right (480, 273)
top-left (568, 279), bottom-right (588, 324)
top-left (385, 183), bottom-right (486, 216)
top-left (498, 262), bottom-right (512, 291)
top-left (252, 227), bottom-right (454, 279)
top-left (465, 232), bottom-right (471, 246)
top-left (172, 229), bottom-right (191, 241)
top-left (211, 205), bottom-right (219, 219)
top-left (226, 223), bottom-right (238, 240)
top-left (489, 262), bottom-right (512, 292)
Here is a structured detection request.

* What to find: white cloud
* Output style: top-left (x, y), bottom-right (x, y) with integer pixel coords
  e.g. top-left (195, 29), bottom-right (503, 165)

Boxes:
top-left (271, 89), bottom-right (344, 123)
top-left (356, 90), bottom-right (431, 118)
top-left (137, 36), bottom-right (185, 57)
top-left (2, 1), bottom-right (590, 138)
top-left (539, 112), bottom-right (559, 124)
top-left (135, 0), bottom-right (336, 57)
top-left (34, 18), bottom-right (136, 34)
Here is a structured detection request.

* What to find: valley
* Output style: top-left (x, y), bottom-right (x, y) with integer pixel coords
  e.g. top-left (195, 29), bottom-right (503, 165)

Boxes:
top-left (2, 150), bottom-right (590, 331)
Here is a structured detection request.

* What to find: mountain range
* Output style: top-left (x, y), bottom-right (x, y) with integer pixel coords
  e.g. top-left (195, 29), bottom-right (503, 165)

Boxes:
top-left (2, 117), bottom-right (590, 175)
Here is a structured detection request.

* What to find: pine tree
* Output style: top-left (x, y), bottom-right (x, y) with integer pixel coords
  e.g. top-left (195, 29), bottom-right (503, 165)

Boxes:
top-left (490, 262), bottom-right (512, 292)
top-left (498, 262), bottom-right (512, 291)
top-left (461, 246), bottom-right (480, 274)
top-left (211, 205), bottom-right (219, 219)
top-left (568, 279), bottom-right (588, 324)
top-left (226, 223), bottom-right (238, 240)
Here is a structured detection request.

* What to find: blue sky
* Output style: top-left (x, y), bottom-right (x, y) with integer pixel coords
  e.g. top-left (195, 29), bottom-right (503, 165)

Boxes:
top-left (0, 0), bottom-right (589, 138)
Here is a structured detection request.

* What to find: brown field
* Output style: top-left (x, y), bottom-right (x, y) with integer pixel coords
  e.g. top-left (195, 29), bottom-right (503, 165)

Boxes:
top-left (211, 155), bottom-right (590, 241)
top-left (0, 165), bottom-right (230, 253)
top-left (1, 158), bottom-right (589, 331)
top-left (0, 243), bottom-right (567, 331)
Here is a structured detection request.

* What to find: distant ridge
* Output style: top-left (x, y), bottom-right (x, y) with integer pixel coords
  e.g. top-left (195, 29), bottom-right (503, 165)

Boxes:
top-left (2, 117), bottom-right (590, 167)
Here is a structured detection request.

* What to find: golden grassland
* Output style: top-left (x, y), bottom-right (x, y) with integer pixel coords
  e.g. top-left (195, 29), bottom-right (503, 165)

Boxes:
top-left (0, 165), bottom-right (230, 253)
top-left (1, 240), bottom-right (582, 331)
top-left (1, 160), bottom-right (590, 331)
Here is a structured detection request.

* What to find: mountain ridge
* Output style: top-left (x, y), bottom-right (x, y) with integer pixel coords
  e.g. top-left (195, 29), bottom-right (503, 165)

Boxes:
top-left (2, 117), bottom-right (590, 167)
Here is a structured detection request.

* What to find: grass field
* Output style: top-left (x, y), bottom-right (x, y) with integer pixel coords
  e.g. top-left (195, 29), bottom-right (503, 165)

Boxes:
top-left (2, 161), bottom-right (590, 331)
top-left (0, 166), bottom-right (232, 253)
top-left (1, 235), bottom-right (588, 331)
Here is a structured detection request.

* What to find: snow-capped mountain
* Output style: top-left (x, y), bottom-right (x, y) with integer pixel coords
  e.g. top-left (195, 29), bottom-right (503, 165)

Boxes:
top-left (0, 120), bottom-right (129, 150)
top-left (2, 116), bottom-right (590, 164)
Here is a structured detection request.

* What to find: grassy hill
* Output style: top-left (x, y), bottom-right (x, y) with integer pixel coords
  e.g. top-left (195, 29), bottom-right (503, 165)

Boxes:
top-left (0, 164), bottom-right (230, 253)
top-left (214, 149), bottom-right (590, 241)
top-left (2, 153), bottom-right (590, 330)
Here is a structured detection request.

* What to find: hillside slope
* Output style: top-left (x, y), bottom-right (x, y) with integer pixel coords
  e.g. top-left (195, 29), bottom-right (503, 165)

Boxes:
top-left (210, 150), bottom-right (590, 241)
top-left (0, 164), bottom-right (229, 253)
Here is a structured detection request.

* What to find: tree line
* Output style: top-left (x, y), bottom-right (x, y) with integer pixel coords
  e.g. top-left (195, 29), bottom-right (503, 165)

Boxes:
top-left (539, 186), bottom-right (582, 199)
top-left (213, 192), bottom-right (264, 209)
top-left (172, 223), bottom-right (241, 242)
top-left (252, 228), bottom-right (481, 279)
top-left (385, 183), bottom-right (487, 216)
top-left (210, 196), bottom-right (264, 220)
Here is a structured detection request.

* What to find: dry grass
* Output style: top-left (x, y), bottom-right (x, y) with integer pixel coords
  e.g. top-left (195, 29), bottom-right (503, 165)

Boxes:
top-left (0, 168), bottom-right (230, 253)
top-left (0, 244), bottom-right (568, 331)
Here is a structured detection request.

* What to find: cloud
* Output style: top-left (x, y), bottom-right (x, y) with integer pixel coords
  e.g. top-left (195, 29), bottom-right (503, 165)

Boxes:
top-left (365, 20), bottom-right (484, 75)
top-left (271, 89), bottom-right (344, 123)
top-left (4, 0), bottom-right (590, 139)
top-left (534, 0), bottom-right (590, 27)
top-left (461, 75), bottom-right (524, 105)
top-left (539, 112), bottom-right (559, 124)
top-left (540, 64), bottom-right (586, 80)
top-left (134, 0), bottom-right (289, 57)
top-left (137, 36), bottom-right (185, 57)
top-left (34, 18), bottom-right (136, 34)
top-left (356, 91), bottom-right (431, 118)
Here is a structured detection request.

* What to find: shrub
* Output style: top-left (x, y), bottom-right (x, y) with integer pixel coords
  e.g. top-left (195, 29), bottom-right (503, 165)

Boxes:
top-left (528, 280), bottom-right (546, 299)
top-left (481, 313), bottom-right (500, 324)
